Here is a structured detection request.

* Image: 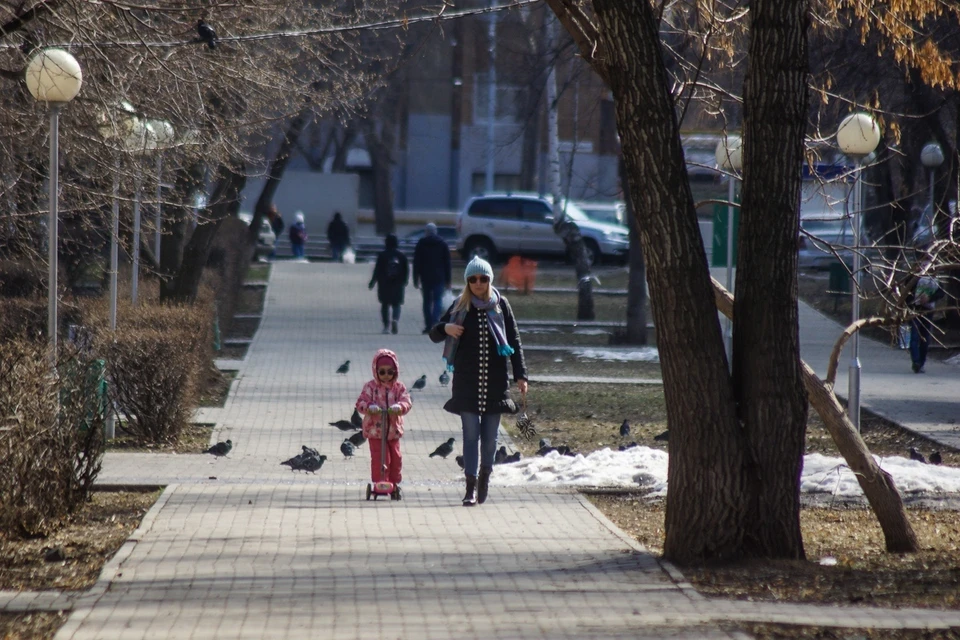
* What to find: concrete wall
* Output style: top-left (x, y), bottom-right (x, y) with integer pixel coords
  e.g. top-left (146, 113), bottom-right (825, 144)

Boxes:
top-left (404, 114), bottom-right (453, 210)
top-left (240, 171), bottom-right (360, 240)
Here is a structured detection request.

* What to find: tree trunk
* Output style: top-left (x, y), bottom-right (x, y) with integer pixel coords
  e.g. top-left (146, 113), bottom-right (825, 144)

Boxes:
top-left (161, 161), bottom-right (246, 304)
top-left (248, 109), bottom-right (311, 248)
top-left (734, 0), bottom-right (810, 559)
top-left (362, 119), bottom-right (396, 236)
top-left (158, 162), bottom-right (205, 294)
top-left (711, 279), bottom-right (918, 553)
top-left (621, 156), bottom-right (647, 345)
top-left (545, 15), bottom-right (595, 320)
top-left (592, 0), bottom-right (748, 565)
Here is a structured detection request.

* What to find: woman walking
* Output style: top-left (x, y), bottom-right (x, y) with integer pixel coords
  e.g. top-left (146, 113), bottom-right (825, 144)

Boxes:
top-left (430, 256), bottom-right (527, 506)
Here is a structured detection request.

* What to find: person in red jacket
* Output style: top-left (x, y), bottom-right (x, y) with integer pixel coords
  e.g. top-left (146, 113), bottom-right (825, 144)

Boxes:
top-left (355, 349), bottom-right (412, 491)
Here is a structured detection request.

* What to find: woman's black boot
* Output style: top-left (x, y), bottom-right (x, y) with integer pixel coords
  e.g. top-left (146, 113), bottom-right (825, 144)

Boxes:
top-left (462, 475), bottom-right (478, 506)
top-left (477, 466), bottom-right (492, 504)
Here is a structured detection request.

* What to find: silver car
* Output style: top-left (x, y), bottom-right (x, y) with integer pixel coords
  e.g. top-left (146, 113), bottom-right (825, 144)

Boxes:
top-left (456, 193), bottom-right (629, 265)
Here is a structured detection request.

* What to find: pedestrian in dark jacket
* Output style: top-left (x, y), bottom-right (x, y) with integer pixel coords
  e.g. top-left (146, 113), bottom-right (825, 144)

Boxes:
top-left (905, 273), bottom-right (945, 373)
top-left (429, 256), bottom-right (527, 507)
top-left (327, 212), bottom-right (350, 262)
top-left (413, 222), bottom-right (452, 333)
top-left (369, 234), bottom-right (409, 334)
top-left (267, 204), bottom-right (284, 260)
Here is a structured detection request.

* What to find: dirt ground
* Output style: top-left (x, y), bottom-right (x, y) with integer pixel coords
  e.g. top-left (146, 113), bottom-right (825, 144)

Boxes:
top-left (501, 381), bottom-right (960, 638)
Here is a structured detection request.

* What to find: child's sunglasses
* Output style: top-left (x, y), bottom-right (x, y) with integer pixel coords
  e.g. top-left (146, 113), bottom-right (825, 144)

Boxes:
top-left (377, 368), bottom-right (396, 376)
top-left (467, 275), bottom-right (490, 284)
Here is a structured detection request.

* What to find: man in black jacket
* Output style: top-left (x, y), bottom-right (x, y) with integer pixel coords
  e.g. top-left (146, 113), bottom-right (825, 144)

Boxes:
top-left (413, 223), bottom-right (452, 333)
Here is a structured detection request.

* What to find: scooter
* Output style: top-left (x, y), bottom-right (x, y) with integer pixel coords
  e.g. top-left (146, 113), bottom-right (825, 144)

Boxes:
top-left (366, 402), bottom-right (400, 501)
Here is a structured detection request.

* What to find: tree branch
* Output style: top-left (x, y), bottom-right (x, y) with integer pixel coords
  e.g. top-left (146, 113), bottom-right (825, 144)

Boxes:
top-left (544, 0), bottom-right (608, 84)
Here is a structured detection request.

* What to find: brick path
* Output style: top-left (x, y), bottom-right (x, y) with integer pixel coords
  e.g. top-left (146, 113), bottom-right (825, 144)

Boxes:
top-left (7, 262), bottom-right (958, 639)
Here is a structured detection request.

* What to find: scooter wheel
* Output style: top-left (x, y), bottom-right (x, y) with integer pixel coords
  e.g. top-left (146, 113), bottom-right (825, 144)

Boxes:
top-left (365, 484), bottom-right (372, 501)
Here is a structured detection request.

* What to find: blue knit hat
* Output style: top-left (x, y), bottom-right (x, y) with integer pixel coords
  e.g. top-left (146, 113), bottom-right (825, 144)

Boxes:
top-left (464, 256), bottom-right (494, 282)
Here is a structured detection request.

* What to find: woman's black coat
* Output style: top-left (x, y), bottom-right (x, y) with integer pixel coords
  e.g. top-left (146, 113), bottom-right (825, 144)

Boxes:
top-left (429, 294), bottom-right (527, 416)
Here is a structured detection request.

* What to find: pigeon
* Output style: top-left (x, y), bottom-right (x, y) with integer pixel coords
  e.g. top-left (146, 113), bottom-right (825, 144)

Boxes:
top-left (439, 370), bottom-right (450, 387)
top-left (302, 445), bottom-right (320, 457)
top-left (196, 19), bottom-right (218, 49)
top-left (930, 451), bottom-right (943, 465)
top-left (281, 454), bottom-right (304, 471)
top-left (654, 430), bottom-right (669, 442)
top-left (336, 360), bottom-right (350, 374)
top-left (429, 437), bottom-right (456, 458)
top-left (412, 375), bottom-right (427, 391)
top-left (538, 438), bottom-right (551, 449)
top-left (299, 454), bottom-right (327, 474)
top-left (348, 431), bottom-right (366, 447)
top-left (494, 445), bottom-right (508, 464)
top-left (351, 408), bottom-right (363, 428)
top-left (536, 445), bottom-right (557, 457)
top-left (619, 420), bottom-right (630, 437)
top-left (503, 451), bottom-right (521, 464)
top-left (909, 447), bottom-right (926, 463)
top-left (556, 445), bottom-right (574, 457)
top-left (205, 439), bottom-right (232, 457)
top-left (618, 442), bottom-right (639, 452)
top-left (330, 419), bottom-right (358, 431)
top-left (455, 454), bottom-right (464, 469)
top-left (340, 440), bottom-right (356, 458)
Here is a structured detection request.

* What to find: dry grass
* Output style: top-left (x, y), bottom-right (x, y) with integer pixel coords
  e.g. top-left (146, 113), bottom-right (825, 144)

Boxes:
top-left (0, 490), bottom-right (159, 592)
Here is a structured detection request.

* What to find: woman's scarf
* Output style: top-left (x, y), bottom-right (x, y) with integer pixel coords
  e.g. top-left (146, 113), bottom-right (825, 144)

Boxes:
top-left (442, 287), bottom-right (514, 371)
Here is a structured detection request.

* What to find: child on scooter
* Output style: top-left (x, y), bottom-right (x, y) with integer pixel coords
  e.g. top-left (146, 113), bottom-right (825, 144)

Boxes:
top-left (355, 349), bottom-right (412, 496)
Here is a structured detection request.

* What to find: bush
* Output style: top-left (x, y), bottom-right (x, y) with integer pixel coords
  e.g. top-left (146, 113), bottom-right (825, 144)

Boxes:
top-left (0, 259), bottom-right (44, 297)
top-left (98, 301), bottom-right (212, 445)
top-left (0, 340), bottom-right (105, 539)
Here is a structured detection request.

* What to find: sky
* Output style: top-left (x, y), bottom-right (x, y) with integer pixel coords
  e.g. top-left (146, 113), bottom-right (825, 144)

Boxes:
top-left (489, 446), bottom-right (960, 498)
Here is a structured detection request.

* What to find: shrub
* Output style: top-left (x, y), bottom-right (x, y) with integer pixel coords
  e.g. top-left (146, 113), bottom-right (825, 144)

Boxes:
top-left (0, 340), bottom-right (105, 539)
top-left (98, 301), bottom-right (212, 445)
top-left (0, 259), bottom-right (44, 297)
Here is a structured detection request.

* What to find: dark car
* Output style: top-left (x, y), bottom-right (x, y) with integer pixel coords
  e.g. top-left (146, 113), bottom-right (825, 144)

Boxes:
top-left (398, 226), bottom-right (458, 258)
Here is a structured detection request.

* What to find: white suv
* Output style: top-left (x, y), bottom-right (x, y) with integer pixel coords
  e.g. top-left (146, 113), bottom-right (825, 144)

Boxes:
top-left (456, 193), bottom-right (629, 265)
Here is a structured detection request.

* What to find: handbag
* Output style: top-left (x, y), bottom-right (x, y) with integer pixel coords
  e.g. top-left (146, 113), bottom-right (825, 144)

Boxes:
top-left (514, 390), bottom-right (537, 439)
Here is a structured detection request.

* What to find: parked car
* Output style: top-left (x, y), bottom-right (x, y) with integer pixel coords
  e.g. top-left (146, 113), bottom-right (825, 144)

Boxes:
top-left (237, 212), bottom-right (276, 259)
top-left (398, 225), bottom-right (458, 258)
top-left (797, 217), bottom-right (854, 270)
top-left (575, 201), bottom-right (626, 226)
top-left (456, 193), bottom-right (630, 265)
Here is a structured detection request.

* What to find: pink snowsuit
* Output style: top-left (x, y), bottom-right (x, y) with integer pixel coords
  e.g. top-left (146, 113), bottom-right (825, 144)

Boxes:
top-left (355, 349), bottom-right (412, 484)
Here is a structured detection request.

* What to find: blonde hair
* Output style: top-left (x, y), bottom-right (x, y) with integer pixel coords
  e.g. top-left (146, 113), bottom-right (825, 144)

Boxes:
top-left (454, 279), bottom-right (491, 312)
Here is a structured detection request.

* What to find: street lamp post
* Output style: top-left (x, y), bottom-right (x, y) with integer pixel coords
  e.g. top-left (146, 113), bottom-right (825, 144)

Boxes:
top-left (920, 141), bottom-right (944, 226)
top-left (147, 119), bottom-right (175, 260)
top-left (836, 112), bottom-right (881, 430)
top-left (25, 49), bottom-right (83, 366)
top-left (715, 134), bottom-right (743, 367)
top-left (123, 119), bottom-right (152, 304)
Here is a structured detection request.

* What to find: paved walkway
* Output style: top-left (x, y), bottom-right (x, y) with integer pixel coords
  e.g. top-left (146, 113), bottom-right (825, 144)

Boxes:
top-left (10, 262), bottom-right (959, 638)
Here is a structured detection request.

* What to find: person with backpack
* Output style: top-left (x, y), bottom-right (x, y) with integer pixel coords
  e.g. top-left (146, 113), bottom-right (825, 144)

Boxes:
top-left (289, 212), bottom-right (307, 259)
top-left (369, 234), bottom-right (409, 334)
